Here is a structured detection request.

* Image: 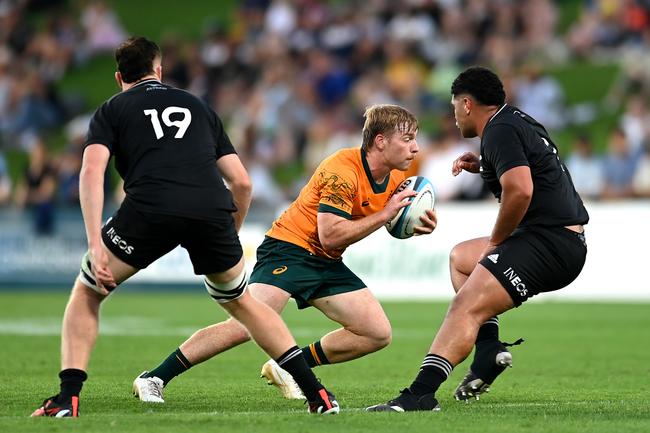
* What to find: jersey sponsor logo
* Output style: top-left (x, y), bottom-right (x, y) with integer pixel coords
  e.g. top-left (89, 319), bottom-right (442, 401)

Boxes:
top-left (487, 253), bottom-right (499, 264)
top-left (106, 227), bottom-right (135, 255)
top-left (503, 266), bottom-right (528, 296)
top-left (272, 266), bottom-right (288, 275)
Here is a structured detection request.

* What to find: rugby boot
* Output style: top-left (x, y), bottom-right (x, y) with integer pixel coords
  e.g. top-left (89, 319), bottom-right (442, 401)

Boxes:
top-left (260, 359), bottom-right (305, 400)
top-left (366, 388), bottom-right (440, 412)
top-left (133, 371), bottom-right (165, 403)
top-left (307, 388), bottom-right (339, 414)
top-left (454, 339), bottom-right (523, 401)
top-left (31, 394), bottom-right (79, 418)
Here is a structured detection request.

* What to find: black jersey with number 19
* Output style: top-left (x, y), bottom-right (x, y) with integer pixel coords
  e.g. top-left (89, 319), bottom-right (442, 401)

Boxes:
top-left (480, 104), bottom-right (589, 228)
top-left (84, 79), bottom-right (236, 221)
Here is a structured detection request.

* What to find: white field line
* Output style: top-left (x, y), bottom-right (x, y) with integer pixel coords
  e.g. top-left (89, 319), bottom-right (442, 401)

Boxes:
top-left (0, 318), bottom-right (436, 339)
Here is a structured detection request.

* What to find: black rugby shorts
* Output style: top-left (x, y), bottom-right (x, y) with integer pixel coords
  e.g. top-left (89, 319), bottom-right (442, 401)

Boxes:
top-left (479, 226), bottom-right (587, 306)
top-left (101, 199), bottom-right (242, 274)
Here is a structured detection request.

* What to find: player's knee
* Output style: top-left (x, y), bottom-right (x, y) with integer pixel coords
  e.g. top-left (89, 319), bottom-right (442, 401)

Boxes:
top-left (77, 251), bottom-right (113, 297)
top-left (362, 320), bottom-right (392, 350)
top-left (204, 268), bottom-right (248, 304)
top-left (449, 244), bottom-right (465, 273)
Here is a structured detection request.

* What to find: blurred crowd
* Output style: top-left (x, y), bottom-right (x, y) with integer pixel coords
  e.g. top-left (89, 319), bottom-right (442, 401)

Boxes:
top-left (0, 0), bottom-right (649, 236)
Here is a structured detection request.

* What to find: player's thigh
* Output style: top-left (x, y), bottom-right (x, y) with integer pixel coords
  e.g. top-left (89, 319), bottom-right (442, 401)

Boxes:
top-left (310, 288), bottom-right (391, 338)
top-left (182, 216), bottom-right (243, 279)
top-left (248, 236), bottom-right (328, 309)
top-left (449, 236), bottom-right (490, 276)
top-left (104, 242), bottom-right (138, 283)
top-left (248, 283), bottom-right (292, 313)
top-left (450, 264), bottom-right (515, 322)
top-left (478, 226), bottom-right (587, 307)
top-left (205, 257), bottom-right (245, 284)
top-left (101, 201), bottom-right (181, 270)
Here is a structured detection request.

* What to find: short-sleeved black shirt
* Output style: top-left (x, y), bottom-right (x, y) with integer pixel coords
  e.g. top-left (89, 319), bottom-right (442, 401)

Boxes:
top-left (480, 104), bottom-right (589, 227)
top-left (85, 79), bottom-right (237, 221)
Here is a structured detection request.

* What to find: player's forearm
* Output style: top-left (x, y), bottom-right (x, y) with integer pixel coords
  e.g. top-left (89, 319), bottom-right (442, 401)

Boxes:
top-left (79, 165), bottom-right (106, 248)
top-left (229, 181), bottom-right (252, 232)
top-left (320, 210), bottom-right (390, 252)
top-left (490, 188), bottom-right (531, 244)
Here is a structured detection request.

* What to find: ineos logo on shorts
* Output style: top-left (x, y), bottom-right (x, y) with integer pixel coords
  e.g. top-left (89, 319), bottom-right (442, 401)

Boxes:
top-left (106, 227), bottom-right (135, 255)
top-left (503, 267), bottom-right (528, 297)
top-left (272, 266), bottom-right (288, 275)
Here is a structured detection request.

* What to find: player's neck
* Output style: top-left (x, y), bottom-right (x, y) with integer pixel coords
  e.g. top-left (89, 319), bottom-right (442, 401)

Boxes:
top-left (121, 75), bottom-right (160, 91)
top-left (476, 104), bottom-right (503, 138)
top-left (364, 149), bottom-right (390, 184)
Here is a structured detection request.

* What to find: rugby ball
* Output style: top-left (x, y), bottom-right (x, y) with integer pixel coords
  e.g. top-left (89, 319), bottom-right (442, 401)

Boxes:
top-left (385, 176), bottom-right (435, 239)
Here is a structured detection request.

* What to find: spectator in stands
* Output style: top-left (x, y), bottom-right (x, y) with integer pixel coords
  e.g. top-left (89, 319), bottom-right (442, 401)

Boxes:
top-left (620, 95), bottom-right (650, 155)
top-left (513, 63), bottom-right (566, 130)
top-left (80, 0), bottom-right (126, 55)
top-left (418, 116), bottom-right (484, 201)
top-left (632, 141), bottom-right (650, 198)
top-left (5, 71), bottom-right (61, 138)
top-left (13, 137), bottom-right (57, 234)
top-left (601, 127), bottom-right (638, 199)
top-left (0, 149), bottom-right (11, 205)
top-left (566, 134), bottom-right (604, 200)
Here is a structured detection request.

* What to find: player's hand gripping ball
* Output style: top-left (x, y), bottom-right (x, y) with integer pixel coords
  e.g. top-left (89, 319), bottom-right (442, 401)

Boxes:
top-left (385, 176), bottom-right (435, 239)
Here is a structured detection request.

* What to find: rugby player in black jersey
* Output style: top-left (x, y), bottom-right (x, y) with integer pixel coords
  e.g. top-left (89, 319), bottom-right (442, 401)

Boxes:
top-left (368, 66), bottom-right (588, 412)
top-left (31, 37), bottom-right (338, 417)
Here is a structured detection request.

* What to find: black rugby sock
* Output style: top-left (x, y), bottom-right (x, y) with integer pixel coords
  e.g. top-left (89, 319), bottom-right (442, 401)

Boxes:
top-left (408, 354), bottom-right (453, 397)
top-left (58, 369), bottom-right (87, 403)
top-left (476, 316), bottom-right (499, 344)
top-left (147, 348), bottom-right (192, 385)
top-left (301, 340), bottom-right (330, 367)
top-left (276, 346), bottom-right (323, 402)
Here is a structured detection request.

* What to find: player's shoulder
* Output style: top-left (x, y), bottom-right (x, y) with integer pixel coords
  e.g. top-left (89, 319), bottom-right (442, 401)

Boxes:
top-left (484, 107), bottom-right (525, 140)
top-left (319, 147), bottom-right (362, 176)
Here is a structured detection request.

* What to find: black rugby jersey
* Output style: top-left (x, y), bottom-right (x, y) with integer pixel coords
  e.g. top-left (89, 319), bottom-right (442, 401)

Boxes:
top-left (85, 79), bottom-right (237, 220)
top-left (480, 104), bottom-right (589, 227)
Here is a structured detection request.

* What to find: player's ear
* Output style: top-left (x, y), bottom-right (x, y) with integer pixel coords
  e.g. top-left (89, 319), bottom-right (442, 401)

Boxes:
top-left (115, 71), bottom-right (123, 90)
top-left (154, 64), bottom-right (162, 81)
top-left (374, 133), bottom-right (386, 151)
top-left (463, 97), bottom-right (472, 115)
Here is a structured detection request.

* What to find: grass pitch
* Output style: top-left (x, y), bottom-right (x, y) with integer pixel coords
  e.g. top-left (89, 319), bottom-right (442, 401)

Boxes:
top-left (0, 291), bottom-right (648, 433)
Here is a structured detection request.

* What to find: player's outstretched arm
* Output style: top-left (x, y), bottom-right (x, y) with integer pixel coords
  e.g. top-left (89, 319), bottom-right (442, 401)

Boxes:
top-left (317, 188), bottom-right (416, 252)
top-left (217, 154), bottom-right (252, 232)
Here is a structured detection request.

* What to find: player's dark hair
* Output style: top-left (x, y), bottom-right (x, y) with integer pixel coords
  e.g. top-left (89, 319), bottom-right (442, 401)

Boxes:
top-left (115, 37), bottom-right (161, 83)
top-left (451, 66), bottom-right (505, 106)
top-left (362, 104), bottom-right (418, 151)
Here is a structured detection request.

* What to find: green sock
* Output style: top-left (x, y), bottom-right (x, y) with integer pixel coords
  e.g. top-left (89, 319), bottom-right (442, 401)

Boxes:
top-left (301, 340), bottom-right (330, 368)
top-left (147, 348), bottom-right (192, 385)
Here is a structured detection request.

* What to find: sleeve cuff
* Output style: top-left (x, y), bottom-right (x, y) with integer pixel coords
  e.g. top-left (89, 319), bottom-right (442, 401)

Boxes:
top-left (318, 203), bottom-right (352, 220)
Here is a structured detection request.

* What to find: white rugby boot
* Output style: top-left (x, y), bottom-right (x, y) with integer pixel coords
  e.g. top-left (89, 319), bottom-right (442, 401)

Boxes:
top-left (260, 359), bottom-right (306, 400)
top-left (133, 371), bottom-right (165, 403)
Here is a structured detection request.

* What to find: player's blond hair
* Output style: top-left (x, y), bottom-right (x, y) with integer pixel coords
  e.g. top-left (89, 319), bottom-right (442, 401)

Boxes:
top-left (361, 104), bottom-right (418, 151)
